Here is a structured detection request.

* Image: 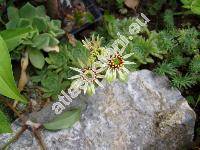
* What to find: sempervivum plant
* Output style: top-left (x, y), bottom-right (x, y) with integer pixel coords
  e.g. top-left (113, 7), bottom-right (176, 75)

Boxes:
top-left (68, 35), bottom-right (135, 95)
top-left (6, 2), bottom-right (65, 69)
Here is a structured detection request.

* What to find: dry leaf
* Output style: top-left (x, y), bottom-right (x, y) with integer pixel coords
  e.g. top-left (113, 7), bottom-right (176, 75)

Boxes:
top-left (43, 46), bottom-right (60, 53)
top-left (18, 51), bottom-right (29, 92)
top-left (124, 0), bottom-right (139, 10)
top-left (67, 33), bottom-right (77, 47)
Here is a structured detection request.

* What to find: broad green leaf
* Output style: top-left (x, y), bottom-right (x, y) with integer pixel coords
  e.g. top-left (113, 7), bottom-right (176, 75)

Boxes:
top-left (181, 0), bottom-right (193, 5)
top-left (35, 5), bottom-right (46, 17)
top-left (17, 18), bottom-right (32, 28)
top-left (19, 2), bottom-right (37, 18)
top-left (32, 33), bottom-right (50, 49)
top-left (19, 2), bottom-right (45, 19)
top-left (32, 33), bottom-right (59, 49)
top-left (0, 110), bottom-right (12, 134)
top-left (49, 36), bottom-right (59, 47)
top-left (32, 17), bottom-right (48, 32)
top-left (0, 27), bottom-right (36, 51)
top-left (43, 109), bottom-right (81, 131)
top-left (7, 7), bottom-right (19, 20)
top-left (0, 36), bottom-right (27, 103)
top-left (49, 20), bottom-right (65, 37)
top-left (191, 0), bottom-right (200, 15)
top-left (28, 49), bottom-right (45, 69)
top-left (6, 19), bottom-right (19, 29)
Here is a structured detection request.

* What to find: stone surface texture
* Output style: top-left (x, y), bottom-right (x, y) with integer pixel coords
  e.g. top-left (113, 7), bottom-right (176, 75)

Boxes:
top-left (0, 70), bottom-right (196, 150)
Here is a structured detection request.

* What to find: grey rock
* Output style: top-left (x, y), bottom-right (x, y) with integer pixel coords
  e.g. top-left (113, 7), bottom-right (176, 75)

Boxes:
top-left (0, 70), bottom-right (196, 150)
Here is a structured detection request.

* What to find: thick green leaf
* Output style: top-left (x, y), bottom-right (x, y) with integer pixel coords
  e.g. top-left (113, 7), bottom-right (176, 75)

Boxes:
top-left (191, 0), bottom-right (200, 15)
top-left (28, 48), bottom-right (45, 69)
top-left (32, 33), bottom-right (50, 49)
top-left (19, 2), bottom-right (37, 18)
top-left (17, 18), bottom-right (32, 28)
top-left (181, 0), bottom-right (193, 5)
top-left (6, 19), bottom-right (19, 29)
top-left (0, 110), bottom-right (12, 134)
top-left (32, 17), bottom-right (48, 32)
top-left (32, 33), bottom-right (59, 49)
top-left (18, 3), bottom-right (46, 18)
top-left (0, 36), bottom-right (27, 103)
top-left (0, 27), bottom-right (36, 51)
top-left (7, 7), bottom-right (19, 20)
top-left (35, 5), bottom-right (46, 17)
top-left (43, 109), bottom-right (81, 131)
top-left (49, 20), bottom-right (65, 37)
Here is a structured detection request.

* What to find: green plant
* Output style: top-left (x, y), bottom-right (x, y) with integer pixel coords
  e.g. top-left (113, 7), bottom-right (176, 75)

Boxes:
top-left (190, 55), bottom-right (200, 73)
top-left (116, 0), bottom-right (124, 8)
top-left (43, 109), bottom-right (81, 130)
top-left (31, 42), bottom-right (89, 99)
top-left (102, 14), bottom-right (148, 39)
top-left (0, 110), bottom-right (12, 134)
top-left (6, 2), bottom-right (65, 69)
top-left (95, 16), bottom-right (199, 90)
top-left (181, 0), bottom-right (200, 15)
top-left (0, 27), bottom-right (36, 51)
top-left (163, 9), bottom-right (174, 28)
top-left (95, 15), bottom-right (170, 69)
top-left (146, 0), bottom-right (167, 15)
top-left (171, 74), bottom-right (196, 89)
top-left (154, 62), bottom-right (177, 76)
top-left (153, 28), bottom-right (199, 90)
top-left (0, 35), bottom-right (27, 103)
top-left (0, 34), bottom-right (28, 133)
top-left (97, 0), bottom-right (124, 9)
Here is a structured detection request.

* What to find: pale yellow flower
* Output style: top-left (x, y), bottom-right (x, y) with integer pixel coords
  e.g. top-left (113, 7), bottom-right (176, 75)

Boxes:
top-left (82, 35), bottom-right (108, 64)
top-left (69, 65), bottom-right (104, 96)
top-left (99, 50), bottom-right (135, 82)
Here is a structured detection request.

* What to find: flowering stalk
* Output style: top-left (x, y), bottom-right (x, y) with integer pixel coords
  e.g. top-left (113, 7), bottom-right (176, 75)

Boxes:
top-left (68, 35), bottom-right (135, 96)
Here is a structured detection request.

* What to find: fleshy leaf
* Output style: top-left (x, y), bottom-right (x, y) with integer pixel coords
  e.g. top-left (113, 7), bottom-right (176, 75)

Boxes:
top-left (32, 17), bottom-right (48, 32)
top-left (191, 0), bottom-right (200, 15)
top-left (32, 33), bottom-right (50, 49)
top-left (28, 48), bottom-right (45, 69)
top-left (0, 110), bottom-right (12, 134)
top-left (0, 27), bottom-right (36, 51)
top-left (19, 2), bottom-right (37, 18)
top-left (7, 6), bottom-right (19, 20)
top-left (0, 35), bottom-right (27, 103)
top-left (43, 109), bottom-right (81, 131)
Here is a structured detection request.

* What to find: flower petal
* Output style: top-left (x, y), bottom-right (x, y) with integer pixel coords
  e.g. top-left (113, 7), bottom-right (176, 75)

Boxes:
top-left (123, 53), bottom-right (134, 59)
top-left (122, 67), bottom-right (130, 74)
top-left (112, 69), bottom-right (117, 81)
top-left (118, 70), bottom-right (128, 82)
top-left (95, 79), bottom-right (104, 88)
top-left (81, 82), bottom-right (88, 95)
top-left (105, 69), bottom-right (112, 83)
top-left (96, 67), bottom-right (107, 73)
top-left (69, 67), bottom-right (82, 73)
top-left (68, 75), bottom-right (81, 80)
top-left (97, 75), bottom-right (105, 78)
top-left (124, 61), bottom-right (136, 65)
top-left (87, 83), bottom-right (95, 96)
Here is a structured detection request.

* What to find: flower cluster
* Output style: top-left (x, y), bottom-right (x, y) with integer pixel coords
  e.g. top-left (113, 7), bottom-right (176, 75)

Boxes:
top-left (68, 35), bottom-right (135, 95)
